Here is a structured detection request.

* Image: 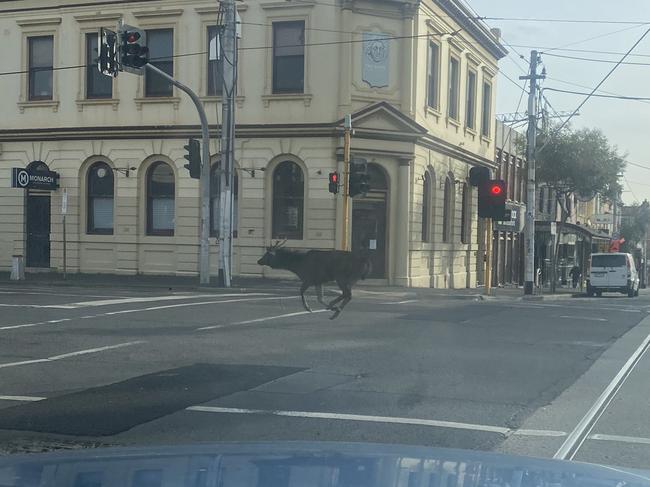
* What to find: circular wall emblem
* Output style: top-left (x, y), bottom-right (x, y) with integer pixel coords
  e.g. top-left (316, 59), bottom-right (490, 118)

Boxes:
top-left (17, 170), bottom-right (29, 188)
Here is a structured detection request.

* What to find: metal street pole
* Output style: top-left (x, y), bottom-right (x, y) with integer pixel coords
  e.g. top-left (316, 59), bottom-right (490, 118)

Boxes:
top-left (218, 0), bottom-right (237, 287)
top-left (340, 114), bottom-right (352, 251)
top-left (485, 218), bottom-right (492, 296)
top-left (520, 50), bottom-right (542, 295)
top-left (145, 63), bottom-right (211, 285)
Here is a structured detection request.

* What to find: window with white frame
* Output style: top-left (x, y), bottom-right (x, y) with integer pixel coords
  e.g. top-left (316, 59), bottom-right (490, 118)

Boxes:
top-left (146, 161), bottom-right (175, 236)
top-left (448, 56), bottom-right (460, 120)
top-left (28, 36), bottom-right (53, 100)
top-left (272, 21), bottom-right (305, 94)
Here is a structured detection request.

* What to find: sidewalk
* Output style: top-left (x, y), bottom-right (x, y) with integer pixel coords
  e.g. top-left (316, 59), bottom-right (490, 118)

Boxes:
top-left (0, 271), bottom-right (584, 301)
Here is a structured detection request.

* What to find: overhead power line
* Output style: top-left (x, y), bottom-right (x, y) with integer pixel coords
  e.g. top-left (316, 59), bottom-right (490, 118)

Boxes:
top-left (539, 27), bottom-right (650, 149)
top-left (542, 51), bottom-right (650, 66)
top-left (543, 87), bottom-right (650, 101)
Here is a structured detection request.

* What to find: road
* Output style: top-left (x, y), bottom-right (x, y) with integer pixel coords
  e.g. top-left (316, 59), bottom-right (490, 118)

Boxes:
top-left (0, 280), bottom-right (649, 470)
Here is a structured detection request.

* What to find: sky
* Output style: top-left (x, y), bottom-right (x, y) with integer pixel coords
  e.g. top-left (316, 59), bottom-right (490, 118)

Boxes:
top-left (467, 0), bottom-right (650, 205)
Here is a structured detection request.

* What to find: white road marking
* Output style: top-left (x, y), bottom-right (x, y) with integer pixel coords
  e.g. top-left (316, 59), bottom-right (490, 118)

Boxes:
top-left (14, 293), bottom-right (270, 309)
top-left (0, 395), bottom-right (45, 402)
top-left (0, 296), bottom-right (297, 332)
top-left (589, 433), bottom-right (650, 445)
top-left (103, 296), bottom-right (295, 315)
top-left (186, 405), bottom-right (567, 437)
top-left (559, 316), bottom-right (608, 322)
top-left (510, 303), bottom-right (641, 313)
top-left (0, 318), bottom-right (72, 331)
top-left (381, 299), bottom-right (419, 305)
top-left (0, 341), bottom-right (145, 369)
top-left (197, 309), bottom-right (327, 331)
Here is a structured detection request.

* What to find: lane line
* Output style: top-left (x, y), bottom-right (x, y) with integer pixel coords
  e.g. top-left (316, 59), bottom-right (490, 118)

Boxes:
top-left (553, 326), bottom-right (650, 460)
top-left (197, 309), bottom-right (327, 331)
top-left (103, 296), bottom-right (296, 315)
top-left (589, 433), bottom-right (650, 445)
top-left (187, 406), bottom-right (512, 434)
top-left (0, 318), bottom-right (72, 331)
top-left (0, 341), bottom-right (145, 369)
top-left (381, 300), bottom-right (419, 305)
top-left (0, 296), bottom-right (297, 332)
top-left (0, 395), bottom-right (46, 402)
top-left (559, 316), bottom-right (609, 322)
top-left (2, 293), bottom-right (271, 309)
top-left (508, 303), bottom-right (641, 313)
top-left (187, 405), bottom-right (569, 437)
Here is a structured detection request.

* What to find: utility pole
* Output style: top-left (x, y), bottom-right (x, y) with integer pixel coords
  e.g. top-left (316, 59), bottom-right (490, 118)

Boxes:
top-left (217, 0), bottom-right (237, 287)
top-left (520, 50), bottom-right (544, 295)
top-left (340, 114), bottom-right (352, 251)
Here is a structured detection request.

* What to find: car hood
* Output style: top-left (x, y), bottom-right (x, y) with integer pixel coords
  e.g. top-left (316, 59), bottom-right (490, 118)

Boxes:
top-left (0, 442), bottom-right (648, 487)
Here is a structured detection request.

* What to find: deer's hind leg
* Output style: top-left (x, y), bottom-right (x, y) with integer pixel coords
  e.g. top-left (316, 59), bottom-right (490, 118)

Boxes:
top-left (330, 282), bottom-right (352, 320)
top-left (315, 284), bottom-right (330, 309)
top-left (300, 281), bottom-right (313, 312)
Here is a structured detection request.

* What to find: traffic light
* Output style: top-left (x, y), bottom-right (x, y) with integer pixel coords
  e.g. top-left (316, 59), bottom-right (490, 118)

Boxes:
top-left (118, 24), bottom-right (148, 75)
top-left (183, 139), bottom-right (201, 179)
top-left (349, 158), bottom-right (370, 198)
top-left (328, 172), bottom-right (339, 194)
top-left (98, 28), bottom-right (119, 77)
top-left (469, 166), bottom-right (490, 187)
top-left (478, 179), bottom-right (507, 219)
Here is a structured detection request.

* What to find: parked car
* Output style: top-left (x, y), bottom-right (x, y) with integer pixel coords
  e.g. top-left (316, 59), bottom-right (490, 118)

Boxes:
top-left (587, 252), bottom-right (640, 297)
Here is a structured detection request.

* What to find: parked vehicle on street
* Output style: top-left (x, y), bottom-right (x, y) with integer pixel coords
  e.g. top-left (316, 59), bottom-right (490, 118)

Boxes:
top-left (587, 252), bottom-right (640, 297)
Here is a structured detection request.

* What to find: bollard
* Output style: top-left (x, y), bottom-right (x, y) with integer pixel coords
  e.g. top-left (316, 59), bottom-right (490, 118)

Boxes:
top-left (10, 255), bottom-right (25, 281)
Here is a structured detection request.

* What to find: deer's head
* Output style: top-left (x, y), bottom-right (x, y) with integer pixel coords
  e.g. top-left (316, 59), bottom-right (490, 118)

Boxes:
top-left (257, 240), bottom-right (287, 267)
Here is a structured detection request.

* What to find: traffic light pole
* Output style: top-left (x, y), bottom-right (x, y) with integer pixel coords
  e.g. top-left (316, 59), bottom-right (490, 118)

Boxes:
top-left (145, 63), bottom-right (211, 285)
top-left (485, 218), bottom-right (492, 296)
top-left (340, 114), bottom-right (352, 251)
top-left (520, 51), bottom-right (542, 295)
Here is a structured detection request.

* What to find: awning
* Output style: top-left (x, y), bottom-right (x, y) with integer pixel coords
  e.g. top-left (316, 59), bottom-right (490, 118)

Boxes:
top-left (535, 221), bottom-right (611, 242)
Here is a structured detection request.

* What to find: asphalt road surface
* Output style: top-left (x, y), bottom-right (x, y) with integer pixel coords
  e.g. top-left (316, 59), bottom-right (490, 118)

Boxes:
top-left (0, 280), bottom-right (649, 471)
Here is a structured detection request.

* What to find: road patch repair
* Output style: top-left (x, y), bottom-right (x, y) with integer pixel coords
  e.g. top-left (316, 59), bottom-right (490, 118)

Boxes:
top-left (0, 364), bottom-right (302, 436)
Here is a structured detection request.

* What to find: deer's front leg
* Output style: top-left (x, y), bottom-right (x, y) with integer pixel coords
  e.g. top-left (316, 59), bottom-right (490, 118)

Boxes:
top-left (300, 282), bottom-right (312, 312)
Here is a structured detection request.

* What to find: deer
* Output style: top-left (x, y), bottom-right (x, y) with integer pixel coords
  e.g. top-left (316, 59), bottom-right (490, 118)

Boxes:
top-left (257, 241), bottom-right (372, 319)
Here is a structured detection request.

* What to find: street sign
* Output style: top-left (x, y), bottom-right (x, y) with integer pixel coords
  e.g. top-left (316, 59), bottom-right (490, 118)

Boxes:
top-left (11, 167), bottom-right (59, 191)
top-left (593, 213), bottom-right (613, 225)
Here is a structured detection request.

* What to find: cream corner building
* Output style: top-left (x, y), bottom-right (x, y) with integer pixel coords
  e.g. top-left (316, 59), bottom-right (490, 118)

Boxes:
top-left (0, 0), bottom-right (506, 287)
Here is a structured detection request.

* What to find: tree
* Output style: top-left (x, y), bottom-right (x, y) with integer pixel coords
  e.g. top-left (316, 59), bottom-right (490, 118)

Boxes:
top-left (536, 126), bottom-right (626, 291)
top-left (621, 200), bottom-right (650, 253)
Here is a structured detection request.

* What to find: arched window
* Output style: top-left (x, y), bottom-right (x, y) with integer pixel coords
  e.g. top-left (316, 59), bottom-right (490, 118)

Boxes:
top-left (146, 161), bottom-right (175, 236)
top-left (87, 161), bottom-right (114, 235)
top-left (272, 160), bottom-right (304, 239)
top-left (443, 176), bottom-right (454, 243)
top-left (210, 163), bottom-right (239, 238)
top-left (460, 183), bottom-right (471, 244)
top-left (421, 171), bottom-right (431, 242)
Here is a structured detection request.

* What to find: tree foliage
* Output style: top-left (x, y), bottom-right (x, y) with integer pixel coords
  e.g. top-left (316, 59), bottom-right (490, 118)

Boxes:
top-left (536, 126), bottom-right (625, 209)
top-left (621, 200), bottom-right (650, 252)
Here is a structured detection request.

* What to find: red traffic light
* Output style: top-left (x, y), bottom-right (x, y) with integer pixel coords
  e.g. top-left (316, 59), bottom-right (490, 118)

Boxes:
top-left (490, 184), bottom-right (502, 196)
top-left (127, 32), bottom-right (141, 43)
top-left (329, 172), bottom-right (338, 183)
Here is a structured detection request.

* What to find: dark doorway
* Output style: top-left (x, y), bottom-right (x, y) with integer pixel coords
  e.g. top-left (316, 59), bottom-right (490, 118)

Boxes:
top-left (351, 163), bottom-right (388, 279)
top-left (25, 161), bottom-right (52, 268)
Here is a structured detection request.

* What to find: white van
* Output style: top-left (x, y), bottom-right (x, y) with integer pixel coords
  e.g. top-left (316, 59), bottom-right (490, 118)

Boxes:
top-left (587, 252), bottom-right (640, 297)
